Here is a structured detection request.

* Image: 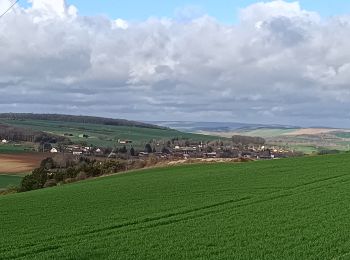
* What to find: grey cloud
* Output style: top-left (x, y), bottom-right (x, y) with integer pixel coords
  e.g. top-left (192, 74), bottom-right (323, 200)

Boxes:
top-left (1, 0), bottom-right (350, 127)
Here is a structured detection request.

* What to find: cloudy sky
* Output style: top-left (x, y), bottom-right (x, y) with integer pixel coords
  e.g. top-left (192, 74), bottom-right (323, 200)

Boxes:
top-left (1, 0), bottom-right (350, 127)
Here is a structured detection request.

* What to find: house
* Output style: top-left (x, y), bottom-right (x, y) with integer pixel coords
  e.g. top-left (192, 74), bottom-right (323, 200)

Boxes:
top-left (204, 152), bottom-right (217, 158)
top-left (50, 148), bottom-right (58, 153)
top-left (183, 153), bottom-right (190, 159)
top-left (82, 147), bottom-right (92, 152)
top-left (1, 139), bottom-right (8, 144)
top-left (138, 152), bottom-right (149, 157)
top-left (73, 149), bottom-right (83, 155)
top-left (118, 140), bottom-right (132, 144)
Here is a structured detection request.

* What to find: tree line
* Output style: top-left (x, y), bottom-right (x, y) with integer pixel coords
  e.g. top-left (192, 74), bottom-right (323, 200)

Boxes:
top-left (20, 157), bottom-right (128, 192)
top-left (232, 135), bottom-right (266, 145)
top-left (0, 124), bottom-right (69, 143)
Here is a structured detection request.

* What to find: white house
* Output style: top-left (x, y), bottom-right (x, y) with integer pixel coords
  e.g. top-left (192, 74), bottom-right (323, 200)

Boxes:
top-left (1, 139), bottom-right (8, 144)
top-left (50, 148), bottom-right (58, 153)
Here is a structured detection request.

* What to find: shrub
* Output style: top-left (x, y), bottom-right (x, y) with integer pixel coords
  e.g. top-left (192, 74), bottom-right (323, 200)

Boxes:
top-left (40, 157), bottom-right (55, 169)
top-left (145, 156), bottom-right (159, 167)
top-left (134, 160), bottom-right (147, 169)
top-left (64, 178), bottom-right (76, 184)
top-left (20, 167), bottom-right (48, 192)
top-left (76, 172), bottom-right (88, 181)
top-left (318, 150), bottom-right (340, 155)
top-left (43, 179), bottom-right (57, 188)
top-left (0, 185), bottom-right (18, 195)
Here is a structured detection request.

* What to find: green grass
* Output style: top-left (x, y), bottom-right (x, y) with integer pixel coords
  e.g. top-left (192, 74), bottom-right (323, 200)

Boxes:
top-left (287, 144), bottom-right (319, 154)
top-left (238, 128), bottom-right (297, 138)
top-left (2, 154), bottom-right (350, 258)
top-left (0, 175), bottom-right (22, 189)
top-left (0, 119), bottom-right (221, 148)
top-left (335, 132), bottom-right (350, 139)
top-left (0, 143), bottom-right (33, 154)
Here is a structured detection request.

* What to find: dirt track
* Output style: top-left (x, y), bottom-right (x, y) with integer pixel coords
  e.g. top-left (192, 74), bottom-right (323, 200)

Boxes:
top-left (0, 153), bottom-right (46, 174)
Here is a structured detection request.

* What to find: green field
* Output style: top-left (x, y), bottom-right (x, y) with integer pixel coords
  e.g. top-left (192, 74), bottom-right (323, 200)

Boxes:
top-left (0, 175), bottom-right (22, 189)
top-left (335, 132), bottom-right (350, 139)
top-left (0, 143), bottom-right (34, 154)
top-left (0, 119), bottom-right (221, 148)
top-left (237, 128), bottom-right (297, 138)
top-left (2, 154), bottom-right (350, 259)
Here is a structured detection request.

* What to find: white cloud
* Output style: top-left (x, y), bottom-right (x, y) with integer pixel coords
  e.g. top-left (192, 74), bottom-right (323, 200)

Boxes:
top-left (113, 18), bottom-right (128, 30)
top-left (28, 0), bottom-right (77, 20)
top-left (0, 0), bottom-right (350, 127)
top-left (239, 0), bottom-right (320, 24)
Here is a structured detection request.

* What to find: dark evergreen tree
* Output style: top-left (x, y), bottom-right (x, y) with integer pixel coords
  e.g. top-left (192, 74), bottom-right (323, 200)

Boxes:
top-left (145, 143), bottom-right (152, 153)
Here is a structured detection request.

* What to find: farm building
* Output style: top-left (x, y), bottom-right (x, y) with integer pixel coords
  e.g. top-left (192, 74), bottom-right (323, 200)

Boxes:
top-left (1, 139), bottom-right (8, 144)
top-left (118, 140), bottom-right (132, 144)
top-left (50, 148), bottom-right (58, 153)
top-left (204, 152), bottom-right (217, 158)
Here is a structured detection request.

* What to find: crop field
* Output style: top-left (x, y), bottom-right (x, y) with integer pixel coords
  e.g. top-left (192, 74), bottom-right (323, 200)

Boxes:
top-left (0, 143), bottom-right (34, 154)
top-left (2, 154), bottom-right (350, 259)
top-left (335, 132), bottom-right (350, 139)
top-left (237, 128), bottom-right (298, 138)
top-left (0, 119), bottom-right (221, 148)
top-left (0, 175), bottom-right (22, 189)
top-left (0, 153), bottom-right (44, 188)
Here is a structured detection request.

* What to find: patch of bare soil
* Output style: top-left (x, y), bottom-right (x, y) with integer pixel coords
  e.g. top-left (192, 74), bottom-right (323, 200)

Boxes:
top-left (0, 153), bottom-right (47, 174)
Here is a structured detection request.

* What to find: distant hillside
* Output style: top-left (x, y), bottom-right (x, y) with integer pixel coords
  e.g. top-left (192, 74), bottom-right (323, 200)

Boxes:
top-left (0, 123), bottom-right (68, 144)
top-left (0, 116), bottom-right (222, 149)
top-left (150, 121), bottom-right (299, 132)
top-left (0, 113), bottom-right (166, 130)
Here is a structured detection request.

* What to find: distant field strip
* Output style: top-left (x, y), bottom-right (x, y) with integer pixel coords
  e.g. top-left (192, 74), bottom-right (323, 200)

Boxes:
top-left (0, 175), bottom-right (22, 189)
top-left (2, 155), bottom-right (350, 259)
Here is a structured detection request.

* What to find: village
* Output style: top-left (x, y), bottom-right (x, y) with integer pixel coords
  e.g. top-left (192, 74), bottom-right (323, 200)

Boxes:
top-left (41, 137), bottom-right (299, 161)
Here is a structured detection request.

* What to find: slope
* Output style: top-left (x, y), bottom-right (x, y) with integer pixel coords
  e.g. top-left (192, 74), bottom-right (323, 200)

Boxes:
top-left (0, 119), bottom-right (220, 148)
top-left (1, 155), bottom-right (350, 259)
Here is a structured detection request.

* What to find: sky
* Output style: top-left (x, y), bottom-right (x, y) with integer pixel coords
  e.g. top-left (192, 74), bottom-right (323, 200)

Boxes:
top-left (1, 0), bottom-right (350, 127)
top-left (19, 1), bottom-right (350, 24)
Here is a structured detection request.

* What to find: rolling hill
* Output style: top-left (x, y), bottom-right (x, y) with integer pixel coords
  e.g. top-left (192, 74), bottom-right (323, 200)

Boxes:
top-left (151, 121), bottom-right (350, 153)
top-left (0, 114), bottom-right (222, 150)
top-left (0, 113), bottom-right (166, 129)
top-left (1, 154), bottom-right (350, 259)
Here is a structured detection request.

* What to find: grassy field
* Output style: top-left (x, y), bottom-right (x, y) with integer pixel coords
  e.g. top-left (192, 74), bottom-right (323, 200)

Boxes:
top-left (0, 143), bottom-right (34, 154)
top-left (2, 154), bottom-right (350, 258)
top-left (288, 144), bottom-right (319, 154)
top-left (0, 119), bottom-right (221, 148)
top-left (237, 128), bottom-right (298, 138)
top-left (0, 175), bottom-right (22, 189)
top-left (335, 132), bottom-right (350, 139)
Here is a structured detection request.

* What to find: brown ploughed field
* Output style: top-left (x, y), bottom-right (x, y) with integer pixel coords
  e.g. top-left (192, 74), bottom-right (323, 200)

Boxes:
top-left (0, 153), bottom-right (46, 174)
